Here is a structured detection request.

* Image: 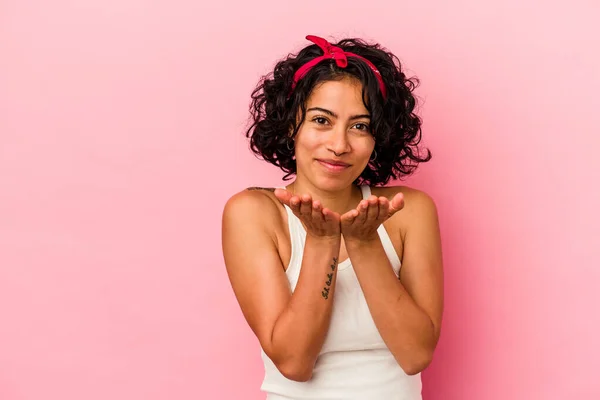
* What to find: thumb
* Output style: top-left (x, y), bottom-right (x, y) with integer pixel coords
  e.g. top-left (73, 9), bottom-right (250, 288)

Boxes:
top-left (388, 193), bottom-right (405, 217)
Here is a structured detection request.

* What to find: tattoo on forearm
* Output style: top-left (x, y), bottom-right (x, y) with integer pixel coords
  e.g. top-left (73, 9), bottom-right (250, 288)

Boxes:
top-left (321, 257), bottom-right (338, 299)
top-left (247, 187), bottom-right (275, 192)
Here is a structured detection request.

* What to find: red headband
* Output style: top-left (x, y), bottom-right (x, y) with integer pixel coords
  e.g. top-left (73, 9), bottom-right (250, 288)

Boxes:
top-left (289, 35), bottom-right (387, 99)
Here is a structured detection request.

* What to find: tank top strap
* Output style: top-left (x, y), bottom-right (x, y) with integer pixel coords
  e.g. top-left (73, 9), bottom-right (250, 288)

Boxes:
top-left (283, 202), bottom-right (303, 237)
top-left (277, 186), bottom-right (305, 238)
top-left (277, 187), bottom-right (306, 279)
top-left (360, 184), bottom-right (372, 199)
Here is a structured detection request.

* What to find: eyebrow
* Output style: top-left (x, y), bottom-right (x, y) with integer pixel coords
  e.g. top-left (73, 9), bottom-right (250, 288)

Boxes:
top-left (306, 107), bottom-right (370, 121)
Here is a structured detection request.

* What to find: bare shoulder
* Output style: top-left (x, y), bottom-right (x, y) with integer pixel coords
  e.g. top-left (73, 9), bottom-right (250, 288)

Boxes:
top-left (222, 186), bottom-right (283, 225)
top-left (221, 186), bottom-right (289, 274)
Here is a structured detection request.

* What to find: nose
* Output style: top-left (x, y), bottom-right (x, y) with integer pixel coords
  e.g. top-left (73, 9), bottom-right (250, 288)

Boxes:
top-left (327, 126), bottom-right (351, 156)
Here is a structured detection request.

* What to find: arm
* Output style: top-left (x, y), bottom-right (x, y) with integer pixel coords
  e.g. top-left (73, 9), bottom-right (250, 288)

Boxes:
top-left (222, 190), bottom-right (341, 381)
top-left (344, 189), bottom-right (444, 375)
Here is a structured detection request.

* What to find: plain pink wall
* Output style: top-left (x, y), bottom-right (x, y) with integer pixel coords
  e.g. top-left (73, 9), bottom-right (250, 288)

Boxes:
top-left (1, 1), bottom-right (599, 399)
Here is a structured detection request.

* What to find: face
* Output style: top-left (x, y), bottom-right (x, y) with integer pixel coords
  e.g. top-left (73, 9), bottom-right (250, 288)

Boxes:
top-left (293, 77), bottom-right (375, 191)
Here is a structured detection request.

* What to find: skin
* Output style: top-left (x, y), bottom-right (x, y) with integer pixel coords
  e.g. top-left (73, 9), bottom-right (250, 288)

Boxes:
top-left (222, 77), bottom-right (444, 381)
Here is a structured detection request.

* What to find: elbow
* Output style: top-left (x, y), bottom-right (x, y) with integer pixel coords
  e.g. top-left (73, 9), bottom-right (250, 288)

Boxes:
top-left (277, 360), bottom-right (313, 382)
top-left (265, 348), bottom-right (313, 381)
top-left (263, 334), bottom-right (315, 382)
top-left (401, 350), bottom-right (434, 376)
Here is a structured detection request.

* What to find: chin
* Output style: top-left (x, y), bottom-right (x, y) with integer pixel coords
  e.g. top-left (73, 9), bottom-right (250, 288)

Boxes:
top-left (314, 174), bottom-right (357, 191)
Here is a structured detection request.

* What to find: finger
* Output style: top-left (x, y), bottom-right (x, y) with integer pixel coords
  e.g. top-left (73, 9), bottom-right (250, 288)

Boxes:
top-left (366, 195), bottom-right (379, 221)
top-left (299, 194), bottom-right (313, 216)
top-left (273, 188), bottom-right (292, 206)
top-left (377, 197), bottom-right (390, 221)
top-left (322, 207), bottom-right (334, 222)
top-left (355, 200), bottom-right (369, 224)
top-left (289, 195), bottom-right (301, 215)
top-left (341, 209), bottom-right (359, 226)
top-left (388, 193), bottom-right (405, 217)
top-left (311, 200), bottom-right (325, 223)
top-left (323, 208), bottom-right (341, 226)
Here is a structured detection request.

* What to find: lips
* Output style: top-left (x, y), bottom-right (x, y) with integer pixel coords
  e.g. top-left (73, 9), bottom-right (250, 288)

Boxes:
top-left (317, 159), bottom-right (350, 167)
top-left (316, 159), bottom-right (351, 172)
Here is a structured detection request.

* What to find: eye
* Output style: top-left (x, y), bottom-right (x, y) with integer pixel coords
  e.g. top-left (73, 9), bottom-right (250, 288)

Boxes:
top-left (312, 116), bottom-right (329, 125)
top-left (353, 122), bottom-right (371, 131)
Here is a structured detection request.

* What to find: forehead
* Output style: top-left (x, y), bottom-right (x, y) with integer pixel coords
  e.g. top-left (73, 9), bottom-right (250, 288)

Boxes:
top-left (306, 78), bottom-right (369, 113)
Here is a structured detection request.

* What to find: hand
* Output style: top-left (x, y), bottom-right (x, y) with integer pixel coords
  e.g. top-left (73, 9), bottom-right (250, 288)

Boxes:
top-left (340, 193), bottom-right (404, 242)
top-left (274, 188), bottom-right (341, 239)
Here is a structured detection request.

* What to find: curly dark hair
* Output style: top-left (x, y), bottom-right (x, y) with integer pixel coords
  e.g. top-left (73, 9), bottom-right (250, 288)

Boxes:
top-left (244, 36), bottom-right (432, 186)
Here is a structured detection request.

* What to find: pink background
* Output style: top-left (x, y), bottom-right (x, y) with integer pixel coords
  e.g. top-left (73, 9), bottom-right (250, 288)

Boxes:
top-left (1, 1), bottom-right (599, 399)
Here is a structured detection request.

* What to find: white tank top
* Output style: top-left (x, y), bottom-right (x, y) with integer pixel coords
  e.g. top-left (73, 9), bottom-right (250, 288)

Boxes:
top-left (260, 185), bottom-right (422, 400)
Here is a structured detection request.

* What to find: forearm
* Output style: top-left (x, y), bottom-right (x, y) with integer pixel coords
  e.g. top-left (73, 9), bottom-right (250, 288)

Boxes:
top-left (345, 237), bottom-right (435, 375)
top-left (270, 234), bottom-right (340, 380)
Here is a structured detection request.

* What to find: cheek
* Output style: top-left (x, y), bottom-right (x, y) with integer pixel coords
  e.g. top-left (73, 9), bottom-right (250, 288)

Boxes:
top-left (352, 136), bottom-right (376, 157)
top-left (295, 132), bottom-right (322, 154)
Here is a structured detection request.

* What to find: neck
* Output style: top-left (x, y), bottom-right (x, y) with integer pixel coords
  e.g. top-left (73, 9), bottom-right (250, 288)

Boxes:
top-left (286, 178), bottom-right (363, 215)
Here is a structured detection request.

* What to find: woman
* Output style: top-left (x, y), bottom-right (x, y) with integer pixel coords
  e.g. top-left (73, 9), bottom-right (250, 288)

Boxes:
top-left (222, 35), bottom-right (444, 399)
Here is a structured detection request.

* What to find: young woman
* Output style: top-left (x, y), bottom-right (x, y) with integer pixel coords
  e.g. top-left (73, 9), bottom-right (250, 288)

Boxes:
top-left (222, 34), bottom-right (444, 399)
